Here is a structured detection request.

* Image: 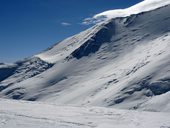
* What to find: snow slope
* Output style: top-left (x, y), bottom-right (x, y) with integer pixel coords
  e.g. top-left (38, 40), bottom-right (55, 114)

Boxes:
top-left (36, 25), bottom-right (104, 63)
top-left (0, 98), bottom-right (170, 128)
top-left (0, 3), bottom-right (170, 112)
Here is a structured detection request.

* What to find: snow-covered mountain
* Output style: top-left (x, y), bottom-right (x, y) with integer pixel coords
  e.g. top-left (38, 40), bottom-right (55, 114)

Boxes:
top-left (0, 2), bottom-right (170, 113)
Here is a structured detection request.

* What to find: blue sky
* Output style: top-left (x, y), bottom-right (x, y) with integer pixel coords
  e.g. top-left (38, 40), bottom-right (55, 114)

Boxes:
top-left (0, 0), bottom-right (143, 62)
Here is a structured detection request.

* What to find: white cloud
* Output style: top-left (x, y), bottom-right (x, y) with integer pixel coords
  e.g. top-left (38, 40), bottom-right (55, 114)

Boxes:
top-left (83, 0), bottom-right (170, 24)
top-left (61, 22), bottom-right (71, 26)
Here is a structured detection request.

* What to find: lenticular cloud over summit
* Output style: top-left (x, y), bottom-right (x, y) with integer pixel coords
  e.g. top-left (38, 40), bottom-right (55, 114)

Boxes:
top-left (83, 0), bottom-right (170, 24)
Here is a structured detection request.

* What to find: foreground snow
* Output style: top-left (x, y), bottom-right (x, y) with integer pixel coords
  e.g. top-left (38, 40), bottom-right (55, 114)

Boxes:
top-left (0, 99), bottom-right (170, 128)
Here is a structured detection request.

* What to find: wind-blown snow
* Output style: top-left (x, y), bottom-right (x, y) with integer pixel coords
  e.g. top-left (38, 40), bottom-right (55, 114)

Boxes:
top-left (83, 0), bottom-right (170, 24)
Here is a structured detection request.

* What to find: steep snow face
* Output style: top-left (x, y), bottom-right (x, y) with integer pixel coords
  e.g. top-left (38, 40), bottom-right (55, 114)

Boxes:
top-left (1, 99), bottom-right (170, 128)
top-left (36, 25), bottom-right (106, 63)
top-left (0, 5), bottom-right (170, 112)
top-left (83, 0), bottom-right (170, 24)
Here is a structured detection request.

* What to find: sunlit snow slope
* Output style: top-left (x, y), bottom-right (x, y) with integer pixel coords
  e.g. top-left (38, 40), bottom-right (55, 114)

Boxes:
top-left (0, 4), bottom-right (170, 112)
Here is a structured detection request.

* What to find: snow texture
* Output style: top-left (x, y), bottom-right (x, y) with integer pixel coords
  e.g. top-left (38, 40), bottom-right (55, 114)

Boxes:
top-left (0, 98), bottom-right (170, 128)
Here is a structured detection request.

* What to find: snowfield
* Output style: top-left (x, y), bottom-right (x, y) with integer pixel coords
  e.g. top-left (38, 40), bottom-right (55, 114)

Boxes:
top-left (0, 99), bottom-right (170, 128)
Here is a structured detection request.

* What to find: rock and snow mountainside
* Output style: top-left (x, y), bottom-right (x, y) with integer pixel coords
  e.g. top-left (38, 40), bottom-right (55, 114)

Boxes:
top-left (0, 58), bottom-right (53, 98)
top-left (0, 2), bottom-right (170, 113)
